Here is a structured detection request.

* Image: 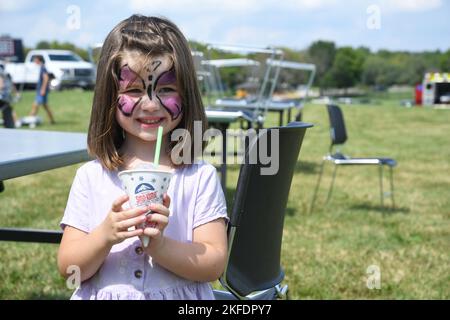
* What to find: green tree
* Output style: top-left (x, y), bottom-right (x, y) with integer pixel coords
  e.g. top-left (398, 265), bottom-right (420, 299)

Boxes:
top-left (36, 41), bottom-right (51, 49)
top-left (362, 55), bottom-right (388, 86)
top-left (189, 40), bottom-right (207, 53)
top-left (307, 40), bottom-right (336, 87)
top-left (441, 49), bottom-right (450, 71)
top-left (327, 47), bottom-right (365, 88)
top-left (34, 40), bottom-right (89, 61)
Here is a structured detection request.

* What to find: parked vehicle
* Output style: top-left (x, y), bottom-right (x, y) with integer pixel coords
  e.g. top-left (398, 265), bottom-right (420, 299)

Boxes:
top-left (3, 49), bottom-right (95, 90)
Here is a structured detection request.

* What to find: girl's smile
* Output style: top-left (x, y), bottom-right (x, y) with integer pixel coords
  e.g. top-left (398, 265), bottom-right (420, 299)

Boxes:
top-left (136, 116), bottom-right (166, 129)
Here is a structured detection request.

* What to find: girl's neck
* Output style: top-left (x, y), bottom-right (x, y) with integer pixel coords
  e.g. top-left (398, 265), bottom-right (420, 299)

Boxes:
top-left (120, 135), bottom-right (173, 170)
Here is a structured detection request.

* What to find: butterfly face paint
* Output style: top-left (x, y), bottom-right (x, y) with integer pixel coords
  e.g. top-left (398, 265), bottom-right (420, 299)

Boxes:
top-left (117, 65), bottom-right (145, 116)
top-left (117, 94), bottom-right (142, 116)
top-left (116, 58), bottom-right (183, 120)
top-left (154, 67), bottom-right (182, 120)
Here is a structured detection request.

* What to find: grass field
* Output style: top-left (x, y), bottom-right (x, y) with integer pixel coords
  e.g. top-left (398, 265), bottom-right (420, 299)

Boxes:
top-left (0, 89), bottom-right (449, 299)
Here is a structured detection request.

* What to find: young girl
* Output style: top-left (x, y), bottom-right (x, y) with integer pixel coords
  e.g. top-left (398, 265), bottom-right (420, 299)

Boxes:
top-left (57, 15), bottom-right (228, 300)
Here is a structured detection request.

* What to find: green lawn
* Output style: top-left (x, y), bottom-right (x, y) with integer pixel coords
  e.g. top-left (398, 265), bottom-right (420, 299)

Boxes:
top-left (0, 89), bottom-right (449, 299)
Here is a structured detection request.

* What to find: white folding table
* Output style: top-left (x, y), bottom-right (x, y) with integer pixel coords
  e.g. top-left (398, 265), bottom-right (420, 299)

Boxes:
top-left (0, 128), bottom-right (89, 243)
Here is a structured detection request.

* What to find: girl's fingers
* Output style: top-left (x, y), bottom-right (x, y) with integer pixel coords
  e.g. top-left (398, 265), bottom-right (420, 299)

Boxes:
top-left (146, 213), bottom-right (168, 227)
top-left (149, 203), bottom-right (170, 217)
top-left (142, 227), bottom-right (161, 238)
top-left (120, 206), bottom-right (149, 220)
top-left (163, 194), bottom-right (171, 208)
top-left (117, 228), bottom-right (144, 240)
top-left (117, 214), bottom-right (147, 230)
top-left (112, 194), bottom-right (129, 212)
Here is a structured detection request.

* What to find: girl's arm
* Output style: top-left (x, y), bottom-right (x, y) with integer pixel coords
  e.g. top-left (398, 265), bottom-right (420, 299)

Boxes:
top-left (57, 226), bottom-right (113, 282)
top-left (57, 195), bottom-right (147, 282)
top-left (146, 218), bottom-right (228, 283)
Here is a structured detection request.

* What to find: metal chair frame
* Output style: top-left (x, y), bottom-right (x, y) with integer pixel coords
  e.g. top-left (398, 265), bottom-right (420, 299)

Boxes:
top-left (310, 105), bottom-right (396, 212)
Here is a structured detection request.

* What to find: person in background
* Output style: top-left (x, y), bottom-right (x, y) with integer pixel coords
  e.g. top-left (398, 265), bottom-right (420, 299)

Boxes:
top-left (29, 55), bottom-right (55, 124)
top-left (0, 64), bottom-right (20, 128)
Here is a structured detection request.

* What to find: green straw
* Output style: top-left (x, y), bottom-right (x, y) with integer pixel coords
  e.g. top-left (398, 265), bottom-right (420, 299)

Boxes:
top-left (153, 126), bottom-right (163, 167)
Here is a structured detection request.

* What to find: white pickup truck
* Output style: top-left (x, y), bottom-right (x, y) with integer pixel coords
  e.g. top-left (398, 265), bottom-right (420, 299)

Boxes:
top-left (4, 49), bottom-right (96, 90)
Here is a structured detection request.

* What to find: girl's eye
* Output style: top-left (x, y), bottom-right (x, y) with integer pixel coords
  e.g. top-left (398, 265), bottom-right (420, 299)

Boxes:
top-left (158, 87), bottom-right (176, 94)
top-left (125, 89), bottom-right (142, 94)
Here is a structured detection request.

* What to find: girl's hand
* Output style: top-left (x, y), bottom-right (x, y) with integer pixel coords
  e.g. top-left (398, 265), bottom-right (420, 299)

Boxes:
top-left (143, 194), bottom-right (171, 254)
top-left (99, 194), bottom-right (147, 246)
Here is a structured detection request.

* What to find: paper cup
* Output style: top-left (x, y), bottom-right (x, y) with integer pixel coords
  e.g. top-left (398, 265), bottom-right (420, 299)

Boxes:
top-left (118, 168), bottom-right (173, 247)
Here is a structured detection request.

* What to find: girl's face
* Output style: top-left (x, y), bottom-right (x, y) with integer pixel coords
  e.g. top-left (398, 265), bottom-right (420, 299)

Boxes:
top-left (116, 51), bottom-right (183, 143)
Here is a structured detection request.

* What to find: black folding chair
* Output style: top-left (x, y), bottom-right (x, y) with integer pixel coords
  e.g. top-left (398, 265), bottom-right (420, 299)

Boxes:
top-left (310, 104), bottom-right (396, 213)
top-left (213, 122), bottom-right (313, 300)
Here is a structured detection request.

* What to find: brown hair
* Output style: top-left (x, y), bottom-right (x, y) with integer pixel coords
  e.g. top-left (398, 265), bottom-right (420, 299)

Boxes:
top-left (33, 55), bottom-right (45, 63)
top-left (88, 15), bottom-right (208, 170)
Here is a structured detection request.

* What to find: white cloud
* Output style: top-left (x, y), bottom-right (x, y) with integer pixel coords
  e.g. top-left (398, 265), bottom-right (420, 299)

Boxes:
top-left (284, 0), bottom-right (338, 10)
top-left (130, 0), bottom-right (258, 13)
top-left (127, 0), bottom-right (341, 46)
top-left (223, 26), bottom-right (287, 47)
top-left (382, 0), bottom-right (442, 12)
top-left (27, 17), bottom-right (67, 41)
top-left (1, 0), bottom-right (448, 52)
top-left (22, 15), bottom-right (88, 46)
top-left (75, 32), bottom-right (95, 47)
top-left (177, 16), bottom-right (222, 43)
top-left (129, 0), bottom-right (337, 14)
top-left (0, 0), bottom-right (37, 12)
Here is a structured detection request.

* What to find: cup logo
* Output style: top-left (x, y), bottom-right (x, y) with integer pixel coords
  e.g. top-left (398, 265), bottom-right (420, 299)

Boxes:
top-left (135, 183), bottom-right (154, 194)
top-left (134, 183), bottom-right (157, 206)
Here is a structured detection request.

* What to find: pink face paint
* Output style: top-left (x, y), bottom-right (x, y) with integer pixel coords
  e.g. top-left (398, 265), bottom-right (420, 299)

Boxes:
top-left (116, 62), bottom-right (182, 119)
top-left (154, 68), bottom-right (183, 120)
top-left (156, 68), bottom-right (177, 86)
top-left (119, 65), bottom-right (138, 89)
top-left (118, 95), bottom-right (142, 117)
top-left (117, 65), bottom-right (145, 117)
top-left (119, 64), bottom-right (145, 91)
top-left (157, 94), bottom-right (182, 120)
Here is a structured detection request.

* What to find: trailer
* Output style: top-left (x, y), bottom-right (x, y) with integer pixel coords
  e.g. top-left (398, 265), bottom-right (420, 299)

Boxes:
top-left (422, 72), bottom-right (450, 106)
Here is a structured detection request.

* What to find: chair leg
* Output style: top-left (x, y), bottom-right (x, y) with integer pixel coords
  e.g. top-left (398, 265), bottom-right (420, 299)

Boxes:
top-left (390, 166), bottom-right (395, 209)
top-left (310, 159), bottom-right (326, 213)
top-left (275, 284), bottom-right (289, 300)
top-left (326, 165), bottom-right (338, 204)
top-left (379, 165), bottom-right (384, 207)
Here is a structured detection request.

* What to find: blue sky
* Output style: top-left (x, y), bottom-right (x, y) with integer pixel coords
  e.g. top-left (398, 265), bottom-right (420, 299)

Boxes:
top-left (1, 0), bottom-right (449, 52)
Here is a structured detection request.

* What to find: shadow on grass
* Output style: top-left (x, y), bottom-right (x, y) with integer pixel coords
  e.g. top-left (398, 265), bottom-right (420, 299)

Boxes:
top-left (349, 202), bottom-right (410, 214)
top-left (50, 120), bottom-right (80, 127)
top-left (294, 160), bottom-right (320, 175)
top-left (221, 160), bottom-right (320, 175)
top-left (26, 292), bottom-right (71, 300)
top-left (34, 124), bottom-right (81, 133)
top-left (225, 185), bottom-right (300, 217)
top-left (285, 206), bottom-right (298, 217)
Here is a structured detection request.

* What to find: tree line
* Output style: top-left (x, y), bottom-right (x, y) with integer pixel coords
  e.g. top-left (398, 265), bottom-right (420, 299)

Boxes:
top-left (30, 39), bottom-right (450, 90)
top-left (26, 40), bottom-right (90, 62)
top-left (277, 41), bottom-right (450, 90)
